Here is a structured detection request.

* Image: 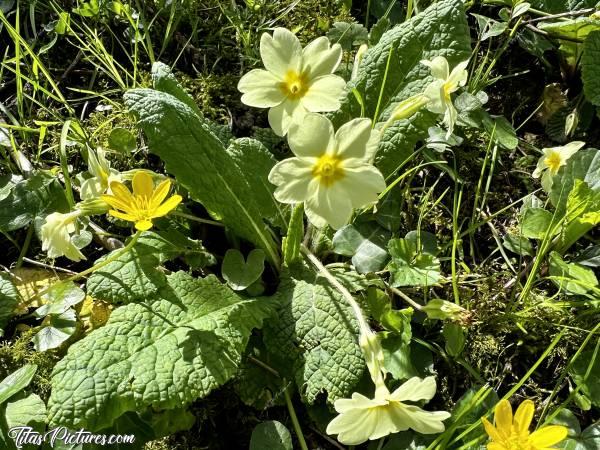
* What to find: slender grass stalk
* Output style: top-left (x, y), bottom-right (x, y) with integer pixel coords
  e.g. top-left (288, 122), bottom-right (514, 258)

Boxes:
top-left (283, 385), bottom-right (309, 450)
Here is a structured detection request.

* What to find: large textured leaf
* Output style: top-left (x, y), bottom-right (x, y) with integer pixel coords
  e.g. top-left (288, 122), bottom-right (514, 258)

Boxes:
top-left (263, 264), bottom-right (364, 405)
top-left (330, 0), bottom-right (471, 177)
top-left (582, 31), bottom-right (600, 106)
top-left (123, 89), bottom-right (280, 266)
top-left (226, 138), bottom-right (287, 229)
top-left (0, 273), bottom-right (20, 336)
top-left (87, 231), bottom-right (208, 303)
top-left (48, 271), bottom-right (274, 430)
top-left (0, 172), bottom-right (68, 232)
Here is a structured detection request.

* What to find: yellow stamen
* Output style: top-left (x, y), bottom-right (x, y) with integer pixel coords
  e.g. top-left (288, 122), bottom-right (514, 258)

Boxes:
top-left (280, 70), bottom-right (309, 99)
top-left (312, 154), bottom-right (344, 187)
top-left (544, 151), bottom-right (563, 174)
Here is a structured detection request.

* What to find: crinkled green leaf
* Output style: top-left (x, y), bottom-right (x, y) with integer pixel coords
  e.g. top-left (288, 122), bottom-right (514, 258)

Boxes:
top-left (263, 264), bottom-right (364, 405)
top-left (582, 31), bottom-right (600, 106)
top-left (151, 62), bottom-right (201, 116)
top-left (0, 172), bottom-right (69, 232)
top-left (48, 271), bottom-right (275, 430)
top-left (0, 273), bottom-right (20, 337)
top-left (5, 393), bottom-right (46, 428)
top-left (124, 89), bottom-right (279, 265)
top-left (226, 138), bottom-right (287, 229)
top-left (331, 0), bottom-right (471, 177)
top-left (87, 230), bottom-right (212, 303)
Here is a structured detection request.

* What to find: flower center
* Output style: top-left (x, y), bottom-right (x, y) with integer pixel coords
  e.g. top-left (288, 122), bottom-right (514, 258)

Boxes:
top-left (544, 151), bottom-right (563, 174)
top-left (132, 195), bottom-right (153, 219)
top-left (281, 70), bottom-right (309, 99)
top-left (312, 154), bottom-right (344, 187)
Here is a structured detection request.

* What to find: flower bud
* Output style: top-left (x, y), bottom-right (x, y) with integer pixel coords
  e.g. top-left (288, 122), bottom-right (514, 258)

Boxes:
top-left (422, 299), bottom-right (469, 321)
top-left (381, 94), bottom-right (430, 132)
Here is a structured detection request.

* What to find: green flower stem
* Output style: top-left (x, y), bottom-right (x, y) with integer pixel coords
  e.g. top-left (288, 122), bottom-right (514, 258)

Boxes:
top-left (283, 383), bottom-right (309, 450)
top-left (301, 245), bottom-right (387, 392)
top-left (15, 224), bottom-right (34, 269)
top-left (301, 244), bottom-right (371, 335)
top-left (389, 286), bottom-right (423, 311)
top-left (172, 211), bottom-right (225, 227)
top-left (65, 231), bottom-right (142, 283)
top-left (35, 231), bottom-right (142, 301)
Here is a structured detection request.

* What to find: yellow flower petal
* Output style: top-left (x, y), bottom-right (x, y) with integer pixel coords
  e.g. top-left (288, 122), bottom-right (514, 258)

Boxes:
top-left (494, 400), bottom-right (513, 435)
top-left (514, 400), bottom-right (535, 436)
top-left (482, 417), bottom-right (503, 442)
top-left (487, 443), bottom-right (507, 450)
top-left (101, 194), bottom-right (132, 213)
top-left (108, 210), bottom-right (137, 222)
top-left (109, 181), bottom-right (135, 204)
top-left (150, 179), bottom-right (171, 210)
top-left (151, 194), bottom-right (182, 218)
top-left (529, 425), bottom-right (568, 448)
top-left (132, 171), bottom-right (154, 197)
top-left (135, 219), bottom-right (153, 231)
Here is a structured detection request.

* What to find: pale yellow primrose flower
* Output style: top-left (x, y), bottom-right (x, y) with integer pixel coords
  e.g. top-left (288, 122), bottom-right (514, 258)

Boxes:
top-left (80, 148), bottom-right (122, 200)
top-left (326, 376), bottom-right (451, 445)
top-left (268, 113), bottom-right (386, 230)
top-left (532, 141), bottom-right (585, 178)
top-left (421, 56), bottom-right (469, 137)
top-left (41, 211), bottom-right (86, 262)
top-left (532, 141), bottom-right (585, 192)
top-left (238, 28), bottom-right (345, 136)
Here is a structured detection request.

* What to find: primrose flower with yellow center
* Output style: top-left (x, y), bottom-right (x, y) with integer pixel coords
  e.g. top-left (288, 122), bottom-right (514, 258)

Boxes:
top-left (238, 28), bottom-right (345, 136)
top-left (268, 113), bottom-right (386, 230)
top-left (326, 376), bottom-right (451, 445)
top-left (482, 399), bottom-right (567, 450)
top-left (533, 141), bottom-right (585, 177)
top-left (41, 210), bottom-right (86, 262)
top-left (101, 171), bottom-right (182, 231)
top-left (421, 56), bottom-right (469, 137)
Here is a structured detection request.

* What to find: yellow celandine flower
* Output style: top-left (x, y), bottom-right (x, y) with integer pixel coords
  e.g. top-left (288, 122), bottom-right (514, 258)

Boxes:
top-left (482, 399), bottom-right (567, 450)
top-left (421, 56), bottom-right (469, 137)
top-left (237, 28), bottom-right (345, 136)
top-left (326, 376), bottom-right (451, 445)
top-left (101, 171), bottom-right (182, 231)
top-left (268, 113), bottom-right (386, 230)
top-left (41, 210), bottom-right (86, 261)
